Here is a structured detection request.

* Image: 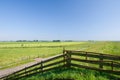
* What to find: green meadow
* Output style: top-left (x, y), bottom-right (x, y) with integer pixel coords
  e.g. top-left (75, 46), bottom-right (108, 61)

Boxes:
top-left (0, 41), bottom-right (120, 69)
top-left (0, 42), bottom-right (85, 69)
top-left (0, 41), bottom-right (120, 80)
top-left (21, 67), bottom-right (118, 80)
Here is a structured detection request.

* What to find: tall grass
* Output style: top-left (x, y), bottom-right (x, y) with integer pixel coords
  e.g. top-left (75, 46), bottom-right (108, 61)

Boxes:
top-left (20, 67), bottom-right (118, 80)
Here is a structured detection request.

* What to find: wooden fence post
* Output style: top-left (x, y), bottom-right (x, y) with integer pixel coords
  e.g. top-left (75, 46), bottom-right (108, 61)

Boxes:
top-left (25, 66), bottom-right (27, 76)
top-left (66, 51), bottom-right (71, 68)
top-left (63, 49), bottom-right (66, 67)
top-left (99, 54), bottom-right (103, 69)
top-left (111, 61), bottom-right (113, 71)
top-left (86, 52), bottom-right (88, 60)
top-left (40, 61), bottom-right (43, 74)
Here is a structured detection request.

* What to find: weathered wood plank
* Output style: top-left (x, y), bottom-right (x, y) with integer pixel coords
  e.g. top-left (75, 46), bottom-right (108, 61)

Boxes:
top-left (70, 52), bottom-right (120, 60)
top-left (13, 65), bottom-right (66, 80)
top-left (65, 50), bottom-right (120, 57)
top-left (65, 50), bottom-right (120, 60)
top-left (42, 54), bottom-right (65, 63)
top-left (8, 60), bottom-right (65, 78)
top-left (1, 54), bottom-right (65, 80)
top-left (43, 60), bottom-right (65, 68)
top-left (71, 63), bottom-right (120, 75)
top-left (71, 58), bottom-right (120, 68)
top-left (8, 54), bottom-right (65, 75)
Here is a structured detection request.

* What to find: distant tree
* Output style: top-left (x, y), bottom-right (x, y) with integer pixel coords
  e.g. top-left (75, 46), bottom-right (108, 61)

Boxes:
top-left (16, 40), bottom-right (28, 42)
top-left (53, 40), bottom-right (61, 42)
top-left (64, 40), bottom-right (73, 42)
top-left (33, 40), bottom-right (38, 42)
top-left (22, 40), bottom-right (27, 42)
top-left (16, 40), bottom-right (22, 42)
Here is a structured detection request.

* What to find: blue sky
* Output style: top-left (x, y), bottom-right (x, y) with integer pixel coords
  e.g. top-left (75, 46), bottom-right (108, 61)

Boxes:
top-left (0, 0), bottom-right (120, 41)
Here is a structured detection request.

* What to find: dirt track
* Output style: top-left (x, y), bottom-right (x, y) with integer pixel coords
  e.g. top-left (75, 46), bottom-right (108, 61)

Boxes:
top-left (0, 58), bottom-right (43, 79)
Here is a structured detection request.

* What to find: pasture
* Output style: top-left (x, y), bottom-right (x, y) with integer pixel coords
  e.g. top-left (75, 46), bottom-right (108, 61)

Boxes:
top-left (0, 41), bottom-right (120, 69)
top-left (0, 41), bottom-right (120, 80)
top-left (0, 42), bottom-right (85, 69)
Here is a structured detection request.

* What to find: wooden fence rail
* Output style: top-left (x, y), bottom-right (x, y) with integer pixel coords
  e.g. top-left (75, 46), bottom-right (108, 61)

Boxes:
top-left (0, 54), bottom-right (66, 80)
top-left (65, 50), bottom-right (120, 75)
top-left (0, 50), bottom-right (120, 80)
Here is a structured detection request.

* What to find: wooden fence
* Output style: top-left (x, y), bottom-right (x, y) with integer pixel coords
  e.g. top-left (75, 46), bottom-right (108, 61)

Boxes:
top-left (65, 50), bottom-right (120, 75)
top-left (0, 50), bottom-right (120, 80)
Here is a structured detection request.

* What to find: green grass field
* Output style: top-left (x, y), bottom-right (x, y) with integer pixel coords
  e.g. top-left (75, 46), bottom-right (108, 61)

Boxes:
top-left (0, 41), bottom-right (120, 69)
top-left (0, 41), bottom-right (120, 80)
top-left (21, 68), bottom-right (118, 80)
top-left (0, 42), bottom-right (85, 69)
